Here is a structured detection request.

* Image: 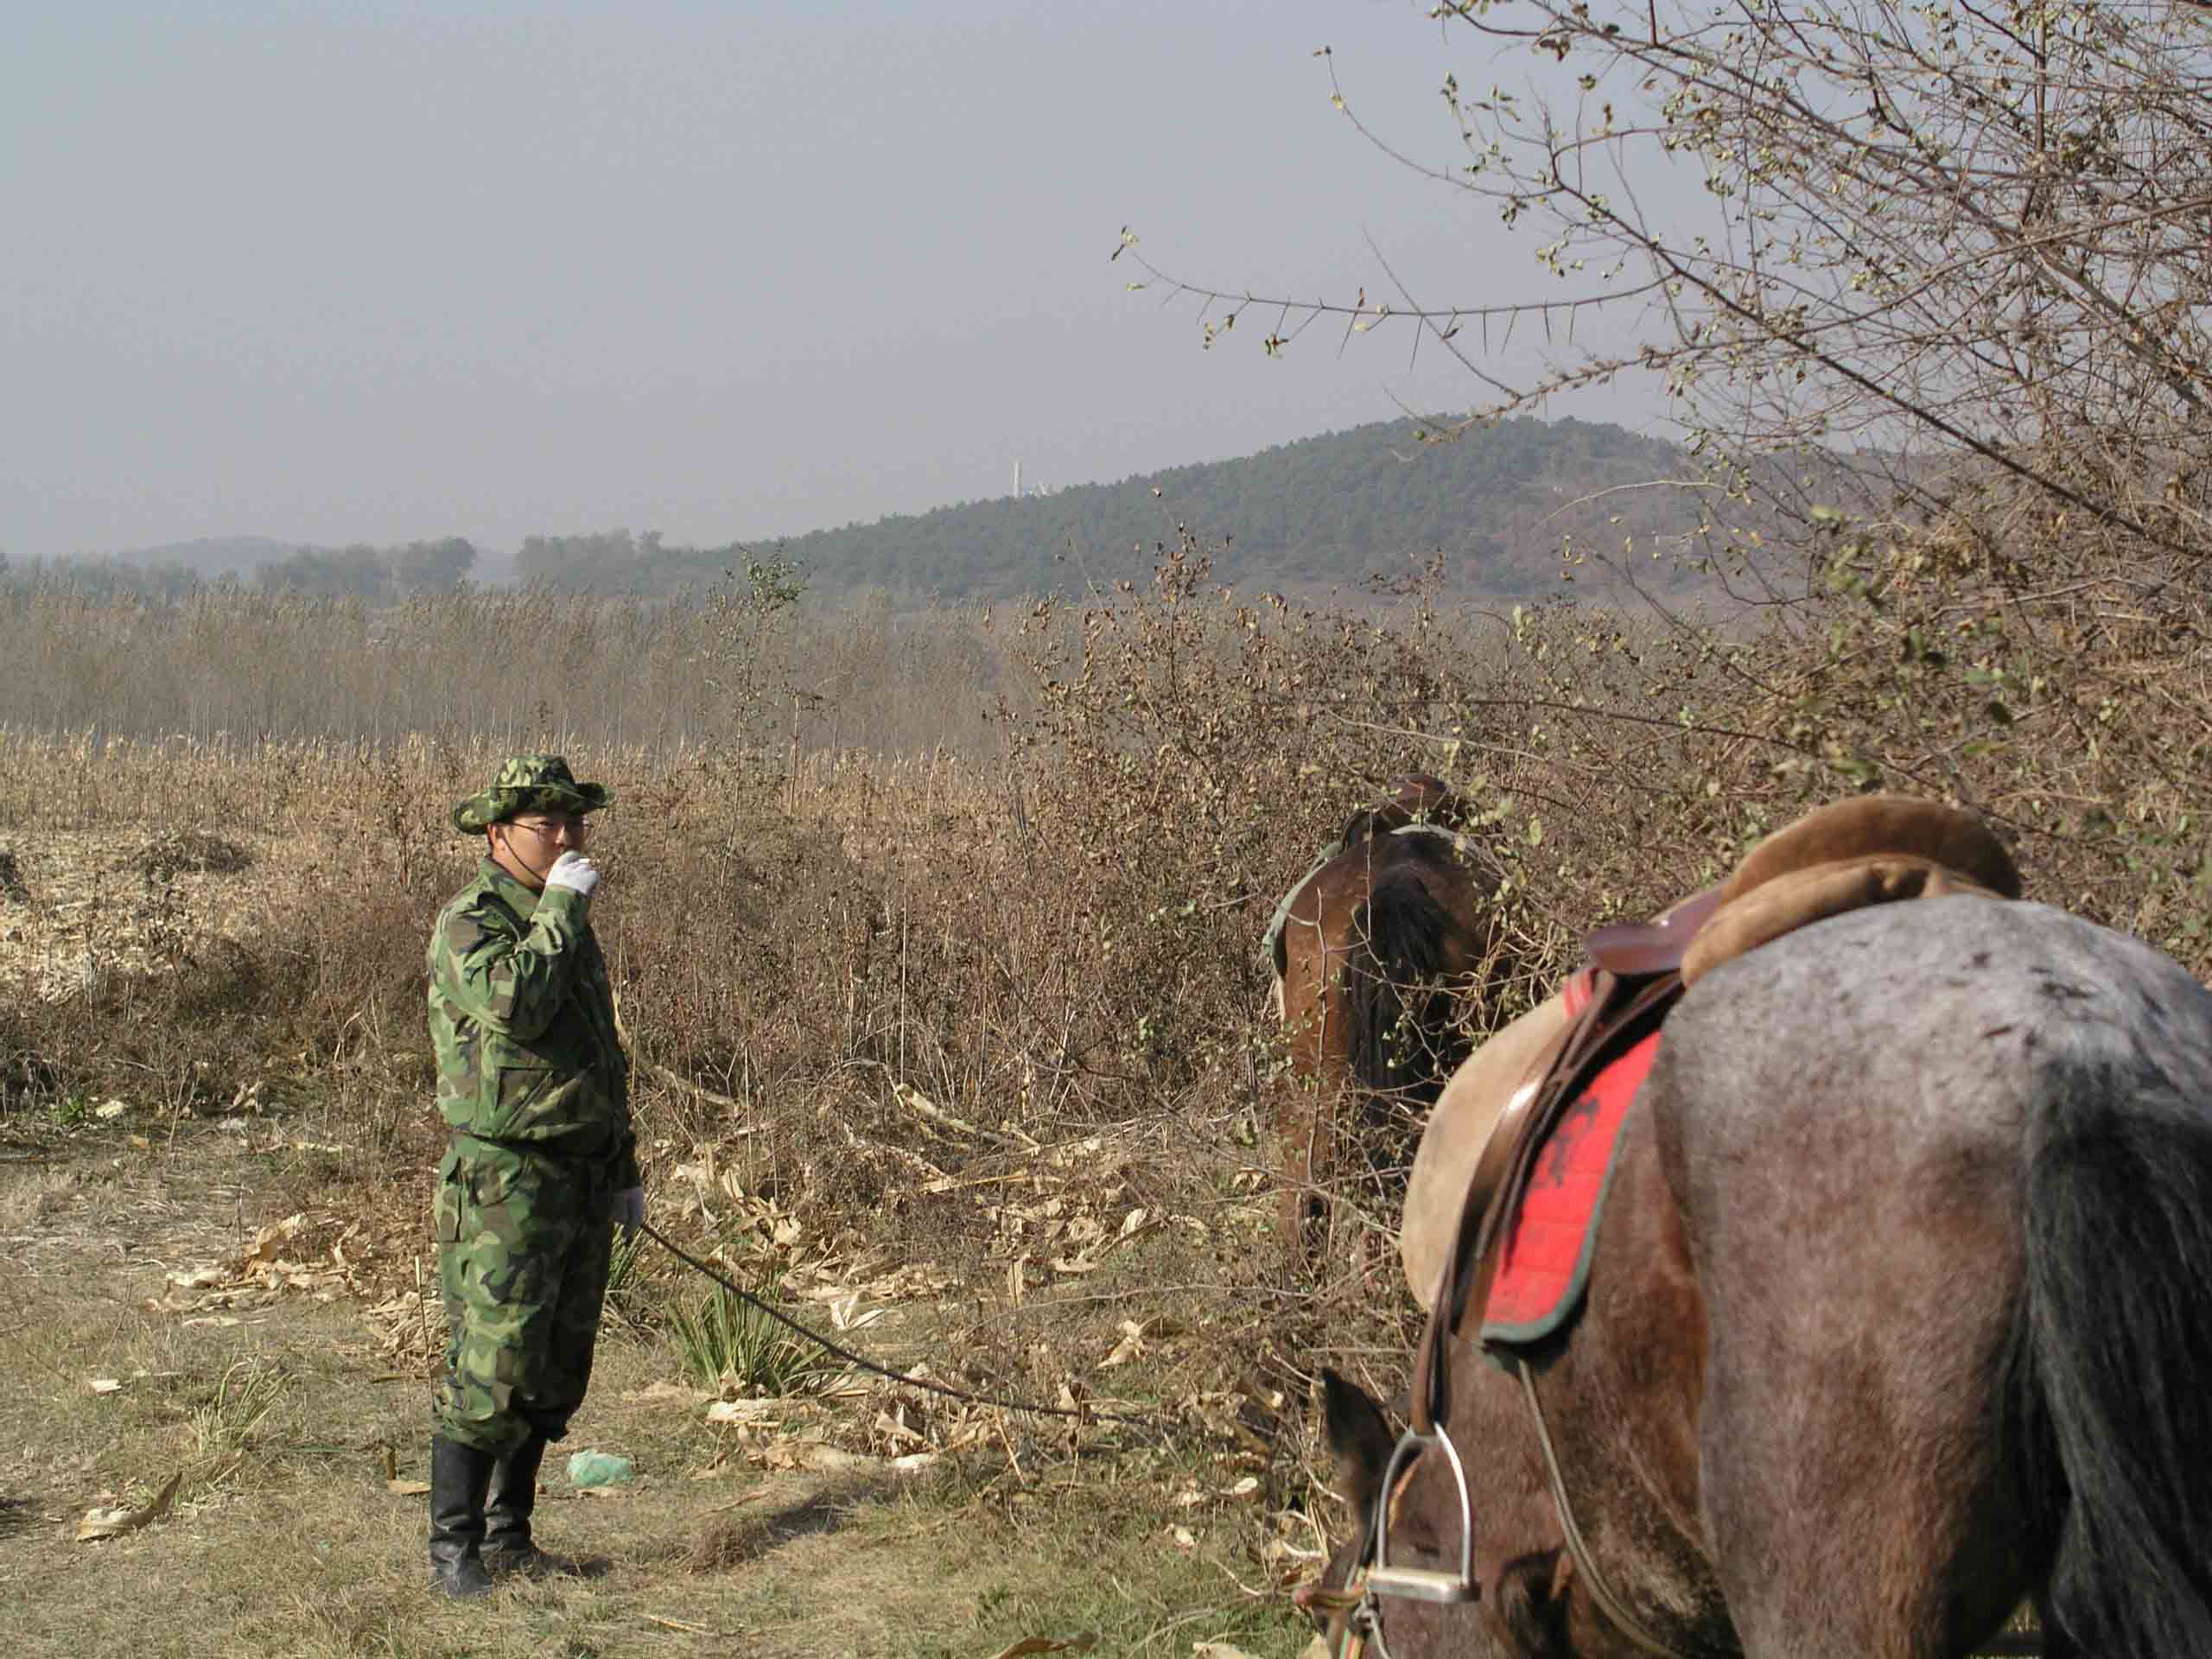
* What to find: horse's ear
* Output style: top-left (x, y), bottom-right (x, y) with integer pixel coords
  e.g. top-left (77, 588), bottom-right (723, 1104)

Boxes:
top-left (1319, 1368), bottom-right (1397, 1511)
top-left (1495, 1548), bottom-right (1575, 1656)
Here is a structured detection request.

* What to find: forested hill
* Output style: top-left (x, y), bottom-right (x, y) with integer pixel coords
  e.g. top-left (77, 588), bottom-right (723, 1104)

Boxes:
top-left (516, 416), bottom-right (1727, 601)
top-left (50, 416), bottom-right (1742, 606)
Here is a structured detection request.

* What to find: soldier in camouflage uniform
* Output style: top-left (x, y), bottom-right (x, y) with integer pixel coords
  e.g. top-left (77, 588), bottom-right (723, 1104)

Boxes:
top-left (425, 754), bottom-right (643, 1599)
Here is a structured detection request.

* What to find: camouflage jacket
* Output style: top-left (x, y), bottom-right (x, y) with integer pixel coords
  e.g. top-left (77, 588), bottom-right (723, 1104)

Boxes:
top-left (427, 860), bottom-right (639, 1189)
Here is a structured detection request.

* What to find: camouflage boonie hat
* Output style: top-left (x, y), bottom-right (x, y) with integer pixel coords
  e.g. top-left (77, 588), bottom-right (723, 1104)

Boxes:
top-left (451, 753), bottom-right (613, 836)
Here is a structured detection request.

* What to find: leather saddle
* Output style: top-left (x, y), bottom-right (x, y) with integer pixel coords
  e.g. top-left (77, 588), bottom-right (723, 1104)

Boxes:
top-left (1400, 795), bottom-right (2021, 1326)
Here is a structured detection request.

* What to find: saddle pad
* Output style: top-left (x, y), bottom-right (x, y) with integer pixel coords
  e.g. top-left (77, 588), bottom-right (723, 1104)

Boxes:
top-left (1478, 1021), bottom-right (1662, 1348)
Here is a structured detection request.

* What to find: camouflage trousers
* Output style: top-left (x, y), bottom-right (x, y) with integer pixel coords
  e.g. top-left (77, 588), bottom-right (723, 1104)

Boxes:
top-left (433, 1135), bottom-right (615, 1458)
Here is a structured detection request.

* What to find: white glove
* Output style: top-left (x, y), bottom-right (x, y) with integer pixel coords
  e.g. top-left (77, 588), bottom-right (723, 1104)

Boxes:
top-left (543, 851), bottom-right (601, 899)
top-left (613, 1185), bottom-right (645, 1238)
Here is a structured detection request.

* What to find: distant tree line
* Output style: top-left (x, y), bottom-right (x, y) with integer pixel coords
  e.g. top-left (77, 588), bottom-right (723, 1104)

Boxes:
top-left (514, 530), bottom-right (737, 594)
top-left (253, 537), bottom-right (476, 599)
top-left (1, 538), bottom-right (477, 604)
top-left (0, 554), bottom-right (217, 603)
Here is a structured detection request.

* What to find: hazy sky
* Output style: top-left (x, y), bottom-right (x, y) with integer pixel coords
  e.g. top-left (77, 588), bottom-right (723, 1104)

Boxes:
top-left (3, 0), bottom-right (1681, 562)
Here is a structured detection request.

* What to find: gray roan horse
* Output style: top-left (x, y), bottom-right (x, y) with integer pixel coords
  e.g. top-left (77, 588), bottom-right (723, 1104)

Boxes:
top-left (1311, 896), bottom-right (2212, 1659)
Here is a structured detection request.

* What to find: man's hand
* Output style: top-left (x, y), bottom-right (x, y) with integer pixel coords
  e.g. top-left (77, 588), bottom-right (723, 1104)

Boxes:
top-left (614, 1185), bottom-right (645, 1240)
top-left (544, 851), bottom-right (601, 899)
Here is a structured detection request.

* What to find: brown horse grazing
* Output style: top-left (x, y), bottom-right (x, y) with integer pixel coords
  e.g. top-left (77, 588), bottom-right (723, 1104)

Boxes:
top-left (1305, 896), bottom-right (2212, 1659)
top-left (1268, 775), bottom-right (1502, 1262)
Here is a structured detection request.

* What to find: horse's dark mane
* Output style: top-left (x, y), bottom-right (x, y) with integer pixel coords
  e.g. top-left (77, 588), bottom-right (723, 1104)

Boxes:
top-left (1343, 857), bottom-right (1470, 1101)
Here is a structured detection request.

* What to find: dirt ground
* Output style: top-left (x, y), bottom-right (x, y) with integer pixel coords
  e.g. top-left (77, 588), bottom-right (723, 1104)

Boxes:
top-left (0, 1116), bottom-right (1328, 1659)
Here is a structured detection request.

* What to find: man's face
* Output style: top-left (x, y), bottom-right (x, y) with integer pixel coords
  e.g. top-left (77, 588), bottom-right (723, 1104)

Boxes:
top-left (486, 812), bottom-right (587, 890)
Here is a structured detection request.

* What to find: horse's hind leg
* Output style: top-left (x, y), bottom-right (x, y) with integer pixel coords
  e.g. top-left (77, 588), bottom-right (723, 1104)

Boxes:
top-left (1698, 1350), bottom-right (2034, 1654)
top-left (1687, 1160), bottom-right (2037, 1658)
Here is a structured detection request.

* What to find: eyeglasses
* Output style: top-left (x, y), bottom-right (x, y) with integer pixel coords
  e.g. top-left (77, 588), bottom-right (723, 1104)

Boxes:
top-left (505, 815), bottom-right (587, 842)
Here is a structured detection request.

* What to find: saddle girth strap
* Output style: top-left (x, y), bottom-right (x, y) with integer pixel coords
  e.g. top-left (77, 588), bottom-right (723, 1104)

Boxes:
top-left (1511, 1354), bottom-right (1694, 1659)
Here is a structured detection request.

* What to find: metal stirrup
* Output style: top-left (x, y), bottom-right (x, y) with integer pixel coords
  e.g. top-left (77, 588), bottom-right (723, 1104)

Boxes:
top-left (1363, 1428), bottom-right (1479, 1605)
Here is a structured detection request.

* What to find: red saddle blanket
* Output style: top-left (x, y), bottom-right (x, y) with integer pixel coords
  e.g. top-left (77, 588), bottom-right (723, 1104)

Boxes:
top-left (1478, 969), bottom-right (1664, 1348)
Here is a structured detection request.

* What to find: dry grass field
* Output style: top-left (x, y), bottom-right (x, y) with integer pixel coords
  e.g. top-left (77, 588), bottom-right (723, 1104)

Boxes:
top-left (3, 541), bottom-right (2207, 1656)
top-left (5, 635), bottom-right (1542, 1652)
top-left (0, 730), bottom-right (1361, 1659)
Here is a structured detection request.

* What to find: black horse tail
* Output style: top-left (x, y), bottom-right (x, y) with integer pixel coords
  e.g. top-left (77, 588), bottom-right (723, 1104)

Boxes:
top-left (1342, 872), bottom-right (1461, 1103)
top-left (2015, 1059), bottom-right (2212, 1656)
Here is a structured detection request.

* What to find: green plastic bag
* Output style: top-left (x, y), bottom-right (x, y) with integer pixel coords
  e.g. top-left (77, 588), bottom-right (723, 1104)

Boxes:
top-left (565, 1449), bottom-right (635, 1487)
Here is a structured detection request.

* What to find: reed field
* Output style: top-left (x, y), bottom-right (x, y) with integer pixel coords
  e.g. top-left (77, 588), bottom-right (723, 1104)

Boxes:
top-left (3, 535), bottom-right (2208, 1656)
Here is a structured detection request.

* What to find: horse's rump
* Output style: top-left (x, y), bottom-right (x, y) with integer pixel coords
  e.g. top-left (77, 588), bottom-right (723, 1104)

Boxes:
top-left (1658, 898), bottom-right (2212, 1656)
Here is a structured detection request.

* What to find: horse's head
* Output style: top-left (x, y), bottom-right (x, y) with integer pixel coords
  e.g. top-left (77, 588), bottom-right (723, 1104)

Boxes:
top-left (1300, 1368), bottom-right (1577, 1659)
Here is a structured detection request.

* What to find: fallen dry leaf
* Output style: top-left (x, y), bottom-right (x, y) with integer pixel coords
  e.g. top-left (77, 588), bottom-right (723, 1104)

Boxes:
top-left (1101, 1319), bottom-right (1146, 1369)
top-left (704, 1397), bottom-right (785, 1425)
top-left (87, 1378), bottom-right (122, 1396)
top-left (620, 1381), bottom-right (709, 1405)
top-left (385, 1479), bottom-right (430, 1497)
top-left (1261, 1533), bottom-right (1327, 1565)
top-left (75, 1471), bottom-right (181, 1542)
top-left (244, 1213), bottom-right (308, 1264)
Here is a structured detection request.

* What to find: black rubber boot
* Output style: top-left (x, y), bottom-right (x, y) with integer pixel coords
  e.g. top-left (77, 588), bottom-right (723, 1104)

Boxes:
top-left (480, 1432), bottom-right (552, 1578)
top-left (427, 1436), bottom-right (497, 1599)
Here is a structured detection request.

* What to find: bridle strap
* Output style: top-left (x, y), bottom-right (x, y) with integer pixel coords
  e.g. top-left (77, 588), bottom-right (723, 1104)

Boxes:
top-left (1318, 1452), bottom-right (1425, 1659)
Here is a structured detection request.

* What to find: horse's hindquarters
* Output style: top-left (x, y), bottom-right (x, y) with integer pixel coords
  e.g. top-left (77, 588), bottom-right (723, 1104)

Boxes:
top-left (1655, 898), bottom-right (2212, 1656)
